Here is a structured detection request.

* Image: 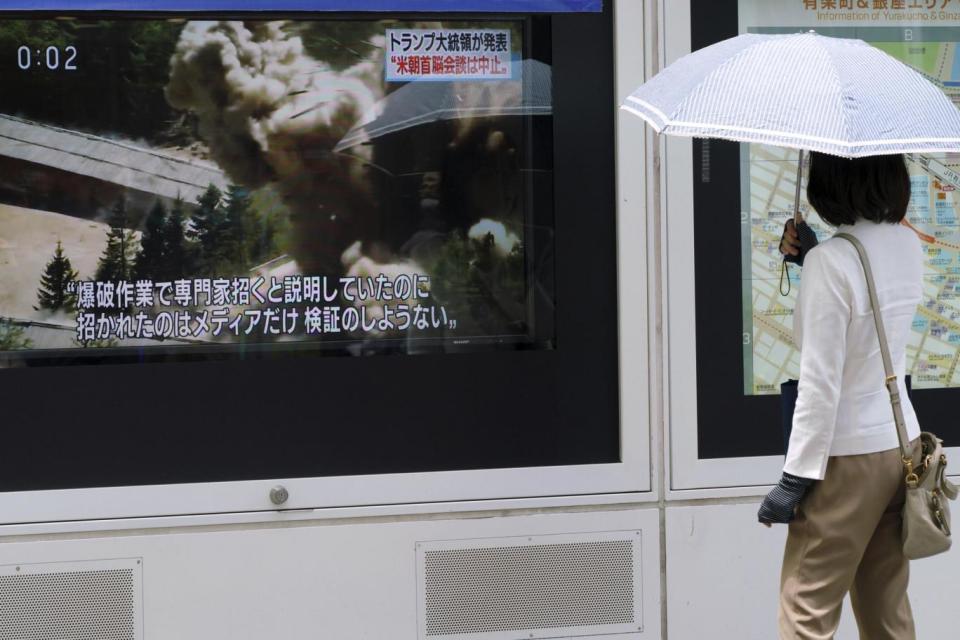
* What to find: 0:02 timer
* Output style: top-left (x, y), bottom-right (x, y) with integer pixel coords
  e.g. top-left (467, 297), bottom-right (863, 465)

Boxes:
top-left (17, 46), bottom-right (77, 71)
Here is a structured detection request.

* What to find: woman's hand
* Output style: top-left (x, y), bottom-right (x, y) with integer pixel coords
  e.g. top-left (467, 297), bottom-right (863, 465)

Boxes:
top-left (780, 219), bottom-right (801, 257)
top-left (758, 472), bottom-right (814, 525)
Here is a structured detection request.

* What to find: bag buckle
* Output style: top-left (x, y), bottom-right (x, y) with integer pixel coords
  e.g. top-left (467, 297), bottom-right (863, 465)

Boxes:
top-left (904, 456), bottom-right (920, 489)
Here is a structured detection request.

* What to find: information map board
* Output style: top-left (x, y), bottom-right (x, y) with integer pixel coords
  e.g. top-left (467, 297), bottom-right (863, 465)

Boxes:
top-left (690, 0), bottom-right (960, 461)
top-left (741, 12), bottom-right (960, 396)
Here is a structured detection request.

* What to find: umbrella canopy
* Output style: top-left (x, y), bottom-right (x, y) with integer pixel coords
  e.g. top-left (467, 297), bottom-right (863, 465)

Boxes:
top-left (335, 59), bottom-right (551, 152)
top-left (621, 31), bottom-right (960, 158)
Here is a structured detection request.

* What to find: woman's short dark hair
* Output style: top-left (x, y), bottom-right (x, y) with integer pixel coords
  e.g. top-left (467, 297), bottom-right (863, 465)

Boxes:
top-left (805, 151), bottom-right (910, 226)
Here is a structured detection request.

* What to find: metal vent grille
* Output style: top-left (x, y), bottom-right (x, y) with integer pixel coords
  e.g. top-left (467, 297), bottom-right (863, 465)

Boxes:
top-left (418, 531), bottom-right (642, 640)
top-left (0, 559), bottom-right (142, 640)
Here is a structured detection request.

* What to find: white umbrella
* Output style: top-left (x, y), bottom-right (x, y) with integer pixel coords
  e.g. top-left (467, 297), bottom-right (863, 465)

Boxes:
top-left (622, 30), bottom-right (960, 242)
top-left (621, 31), bottom-right (960, 158)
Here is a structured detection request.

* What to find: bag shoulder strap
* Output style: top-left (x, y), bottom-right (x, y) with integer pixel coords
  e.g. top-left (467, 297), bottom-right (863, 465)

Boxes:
top-left (834, 233), bottom-right (915, 469)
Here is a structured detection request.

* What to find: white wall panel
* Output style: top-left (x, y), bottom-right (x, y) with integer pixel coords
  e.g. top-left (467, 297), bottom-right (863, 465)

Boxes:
top-left (666, 503), bottom-right (960, 639)
top-left (0, 508), bottom-right (660, 640)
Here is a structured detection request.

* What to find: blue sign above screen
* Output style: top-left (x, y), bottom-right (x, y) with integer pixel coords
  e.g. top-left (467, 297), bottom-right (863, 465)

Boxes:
top-left (2, 0), bottom-right (601, 11)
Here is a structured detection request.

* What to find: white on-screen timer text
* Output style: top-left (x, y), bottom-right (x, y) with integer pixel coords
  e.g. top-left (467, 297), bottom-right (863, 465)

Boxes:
top-left (17, 45), bottom-right (78, 70)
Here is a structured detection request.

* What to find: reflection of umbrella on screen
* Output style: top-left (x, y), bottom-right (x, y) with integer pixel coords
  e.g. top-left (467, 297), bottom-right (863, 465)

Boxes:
top-left (334, 59), bottom-right (552, 152)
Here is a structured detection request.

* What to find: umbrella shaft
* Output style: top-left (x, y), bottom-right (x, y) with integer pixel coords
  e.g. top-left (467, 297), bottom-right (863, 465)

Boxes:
top-left (794, 149), bottom-right (805, 225)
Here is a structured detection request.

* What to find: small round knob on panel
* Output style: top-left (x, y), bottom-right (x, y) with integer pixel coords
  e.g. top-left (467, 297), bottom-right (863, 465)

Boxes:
top-left (270, 485), bottom-right (289, 506)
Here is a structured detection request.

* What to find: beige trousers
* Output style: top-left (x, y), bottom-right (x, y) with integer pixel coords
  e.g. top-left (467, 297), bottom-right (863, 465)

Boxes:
top-left (779, 443), bottom-right (919, 640)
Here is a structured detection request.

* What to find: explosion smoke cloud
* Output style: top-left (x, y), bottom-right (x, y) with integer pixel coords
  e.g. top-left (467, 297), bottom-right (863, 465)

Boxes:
top-left (166, 21), bottom-right (381, 274)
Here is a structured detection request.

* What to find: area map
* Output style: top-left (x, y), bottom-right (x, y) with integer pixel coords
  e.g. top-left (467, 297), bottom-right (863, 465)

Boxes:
top-left (743, 28), bottom-right (960, 395)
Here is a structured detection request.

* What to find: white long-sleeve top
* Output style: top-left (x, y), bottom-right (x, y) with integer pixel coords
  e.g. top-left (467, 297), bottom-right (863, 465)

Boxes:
top-left (783, 219), bottom-right (923, 480)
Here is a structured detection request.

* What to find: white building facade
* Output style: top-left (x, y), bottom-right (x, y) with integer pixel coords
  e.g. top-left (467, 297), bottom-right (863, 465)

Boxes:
top-left (0, 2), bottom-right (958, 638)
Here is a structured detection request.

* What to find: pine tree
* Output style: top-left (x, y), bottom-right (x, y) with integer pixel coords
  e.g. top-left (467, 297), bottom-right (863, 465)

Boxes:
top-left (162, 197), bottom-right (190, 281)
top-left (252, 211), bottom-right (279, 266)
top-left (247, 187), bottom-right (285, 266)
top-left (134, 200), bottom-right (167, 281)
top-left (96, 198), bottom-right (138, 284)
top-left (36, 241), bottom-right (79, 312)
top-left (191, 184), bottom-right (225, 275)
top-left (0, 320), bottom-right (31, 351)
top-left (223, 185), bottom-right (252, 269)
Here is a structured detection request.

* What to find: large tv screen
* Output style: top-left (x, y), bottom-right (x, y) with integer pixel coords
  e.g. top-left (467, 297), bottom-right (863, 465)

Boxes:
top-left (0, 10), bottom-right (620, 494)
top-left (0, 17), bottom-right (554, 366)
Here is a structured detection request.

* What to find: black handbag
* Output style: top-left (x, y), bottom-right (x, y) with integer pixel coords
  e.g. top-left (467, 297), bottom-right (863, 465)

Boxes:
top-left (780, 379), bottom-right (799, 452)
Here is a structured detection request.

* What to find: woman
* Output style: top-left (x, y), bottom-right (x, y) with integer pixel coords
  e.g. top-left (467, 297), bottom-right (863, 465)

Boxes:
top-left (758, 151), bottom-right (923, 640)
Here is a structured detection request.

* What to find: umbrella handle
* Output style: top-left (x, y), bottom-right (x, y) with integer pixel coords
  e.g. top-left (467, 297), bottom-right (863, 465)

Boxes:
top-left (793, 148), bottom-right (804, 225)
top-left (783, 149), bottom-right (819, 269)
